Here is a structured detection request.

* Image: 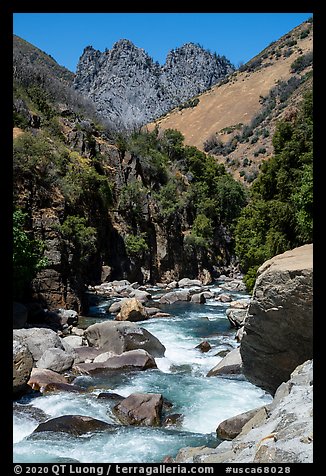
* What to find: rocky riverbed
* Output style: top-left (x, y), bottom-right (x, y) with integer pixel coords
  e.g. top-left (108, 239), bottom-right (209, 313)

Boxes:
top-left (13, 275), bottom-right (272, 463)
top-left (13, 246), bottom-right (313, 463)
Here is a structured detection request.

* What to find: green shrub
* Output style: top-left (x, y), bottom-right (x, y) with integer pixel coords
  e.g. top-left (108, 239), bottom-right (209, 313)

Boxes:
top-left (58, 215), bottom-right (97, 262)
top-left (125, 233), bottom-right (149, 259)
top-left (13, 209), bottom-right (48, 299)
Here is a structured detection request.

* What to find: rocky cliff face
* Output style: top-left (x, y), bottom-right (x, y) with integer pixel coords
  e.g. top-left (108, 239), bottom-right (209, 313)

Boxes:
top-left (240, 244), bottom-right (313, 394)
top-left (73, 40), bottom-right (234, 129)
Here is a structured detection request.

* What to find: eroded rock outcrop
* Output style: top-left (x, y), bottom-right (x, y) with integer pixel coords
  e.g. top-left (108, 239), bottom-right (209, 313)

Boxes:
top-left (240, 244), bottom-right (313, 394)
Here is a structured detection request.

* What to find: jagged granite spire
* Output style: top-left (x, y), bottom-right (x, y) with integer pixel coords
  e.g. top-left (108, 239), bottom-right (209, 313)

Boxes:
top-left (74, 39), bottom-right (234, 129)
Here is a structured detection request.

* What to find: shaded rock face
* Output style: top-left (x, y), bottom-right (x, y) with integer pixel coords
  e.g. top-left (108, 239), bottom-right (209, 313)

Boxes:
top-left (74, 40), bottom-right (234, 129)
top-left (13, 302), bottom-right (28, 329)
top-left (33, 415), bottom-right (115, 435)
top-left (240, 244), bottom-right (313, 395)
top-left (113, 393), bottom-right (163, 426)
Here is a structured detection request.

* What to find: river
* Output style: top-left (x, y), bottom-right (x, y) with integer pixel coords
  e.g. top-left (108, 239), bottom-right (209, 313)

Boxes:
top-left (13, 282), bottom-right (272, 463)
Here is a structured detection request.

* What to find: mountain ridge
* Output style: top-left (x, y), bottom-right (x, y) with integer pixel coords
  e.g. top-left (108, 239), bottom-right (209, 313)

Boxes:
top-left (73, 39), bottom-right (234, 129)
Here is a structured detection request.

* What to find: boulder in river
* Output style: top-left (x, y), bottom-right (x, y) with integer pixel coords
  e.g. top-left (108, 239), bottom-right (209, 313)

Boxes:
top-left (113, 393), bottom-right (163, 426)
top-left (36, 347), bottom-right (74, 373)
top-left (240, 244), bottom-right (313, 394)
top-left (13, 338), bottom-right (33, 396)
top-left (195, 341), bottom-right (212, 353)
top-left (13, 327), bottom-right (64, 362)
top-left (207, 347), bottom-right (242, 377)
top-left (33, 415), bottom-right (115, 435)
top-left (73, 349), bottom-right (157, 374)
top-left (178, 278), bottom-right (202, 287)
top-left (115, 298), bottom-right (149, 322)
top-left (129, 289), bottom-right (152, 302)
top-left (190, 293), bottom-right (206, 304)
top-left (27, 368), bottom-right (69, 392)
top-left (85, 321), bottom-right (165, 357)
top-left (159, 290), bottom-right (190, 304)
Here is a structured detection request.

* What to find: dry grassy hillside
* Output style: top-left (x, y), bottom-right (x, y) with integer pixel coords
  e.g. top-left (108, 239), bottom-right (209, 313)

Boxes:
top-left (148, 20), bottom-right (313, 183)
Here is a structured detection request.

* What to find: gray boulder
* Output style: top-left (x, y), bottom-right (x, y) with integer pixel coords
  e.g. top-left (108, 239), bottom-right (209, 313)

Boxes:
top-left (62, 335), bottom-right (84, 348)
top-left (108, 299), bottom-right (128, 314)
top-left (85, 321), bottom-right (165, 357)
top-left (113, 393), bottom-right (163, 426)
top-left (159, 290), bottom-right (190, 304)
top-left (226, 308), bottom-right (247, 328)
top-left (36, 348), bottom-right (74, 373)
top-left (207, 348), bottom-right (242, 377)
top-left (73, 349), bottom-right (157, 374)
top-left (240, 244), bottom-right (313, 394)
top-left (190, 293), bottom-right (206, 304)
top-left (129, 289), bottom-right (152, 302)
top-left (178, 278), bottom-right (202, 288)
top-left (13, 327), bottom-right (64, 362)
top-left (13, 339), bottom-right (33, 395)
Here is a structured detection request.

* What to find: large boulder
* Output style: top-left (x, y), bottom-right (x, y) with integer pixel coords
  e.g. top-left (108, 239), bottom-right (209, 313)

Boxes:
top-left (240, 244), bottom-right (313, 394)
top-left (13, 338), bottom-right (33, 395)
top-left (33, 415), bottom-right (115, 435)
top-left (115, 298), bottom-right (149, 322)
top-left (159, 290), bottom-right (190, 304)
top-left (113, 393), bottom-right (163, 426)
top-left (73, 349), bottom-right (156, 374)
top-left (85, 321), bottom-right (165, 357)
top-left (36, 348), bottom-right (74, 373)
top-left (178, 278), bottom-right (202, 288)
top-left (190, 293), bottom-right (206, 304)
top-left (27, 368), bottom-right (69, 392)
top-left (207, 348), bottom-right (242, 377)
top-left (13, 328), bottom-right (64, 362)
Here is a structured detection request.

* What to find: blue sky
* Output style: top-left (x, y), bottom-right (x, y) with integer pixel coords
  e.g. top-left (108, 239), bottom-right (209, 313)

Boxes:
top-left (13, 13), bottom-right (312, 73)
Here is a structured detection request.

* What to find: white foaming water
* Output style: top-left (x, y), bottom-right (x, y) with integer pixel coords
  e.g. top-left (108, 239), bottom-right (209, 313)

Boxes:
top-left (13, 284), bottom-right (272, 463)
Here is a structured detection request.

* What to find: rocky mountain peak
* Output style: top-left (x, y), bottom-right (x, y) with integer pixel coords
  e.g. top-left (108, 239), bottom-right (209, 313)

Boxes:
top-left (73, 39), bottom-right (234, 129)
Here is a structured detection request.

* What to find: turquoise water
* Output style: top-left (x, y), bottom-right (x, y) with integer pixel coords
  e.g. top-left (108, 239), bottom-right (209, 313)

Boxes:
top-left (13, 284), bottom-right (271, 463)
